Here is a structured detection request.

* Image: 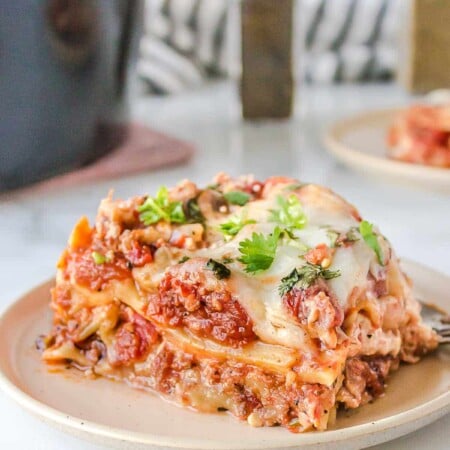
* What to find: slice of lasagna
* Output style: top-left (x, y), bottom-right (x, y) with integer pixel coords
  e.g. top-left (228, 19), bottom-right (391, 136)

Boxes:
top-left (39, 174), bottom-right (438, 432)
top-left (387, 104), bottom-right (450, 168)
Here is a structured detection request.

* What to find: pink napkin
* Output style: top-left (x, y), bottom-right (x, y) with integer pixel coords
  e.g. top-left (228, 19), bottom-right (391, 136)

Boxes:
top-left (8, 122), bottom-right (194, 195)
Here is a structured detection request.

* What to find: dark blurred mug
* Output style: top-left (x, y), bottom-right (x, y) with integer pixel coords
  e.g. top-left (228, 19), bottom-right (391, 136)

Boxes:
top-left (0, 0), bottom-right (141, 190)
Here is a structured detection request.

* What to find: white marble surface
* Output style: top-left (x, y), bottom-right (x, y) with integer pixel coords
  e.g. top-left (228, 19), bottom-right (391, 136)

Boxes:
top-left (0, 81), bottom-right (449, 449)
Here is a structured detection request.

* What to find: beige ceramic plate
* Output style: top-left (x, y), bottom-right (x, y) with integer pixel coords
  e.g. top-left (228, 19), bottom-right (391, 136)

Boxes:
top-left (0, 260), bottom-right (449, 450)
top-left (324, 108), bottom-right (450, 193)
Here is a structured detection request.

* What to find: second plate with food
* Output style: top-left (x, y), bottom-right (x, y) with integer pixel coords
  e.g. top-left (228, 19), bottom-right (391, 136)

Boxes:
top-left (324, 108), bottom-right (450, 193)
top-left (0, 260), bottom-right (449, 450)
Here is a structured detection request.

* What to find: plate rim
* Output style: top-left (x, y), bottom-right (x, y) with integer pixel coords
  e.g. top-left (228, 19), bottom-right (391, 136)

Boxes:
top-left (323, 107), bottom-right (450, 186)
top-left (0, 260), bottom-right (449, 450)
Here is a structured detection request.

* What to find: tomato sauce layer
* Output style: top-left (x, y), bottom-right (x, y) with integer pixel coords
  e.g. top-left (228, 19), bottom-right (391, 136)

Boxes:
top-left (66, 249), bottom-right (131, 291)
top-left (147, 258), bottom-right (256, 347)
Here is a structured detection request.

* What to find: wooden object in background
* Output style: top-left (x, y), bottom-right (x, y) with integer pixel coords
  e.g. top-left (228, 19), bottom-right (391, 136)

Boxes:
top-left (241, 0), bottom-right (294, 119)
top-left (401, 0), bottom-right (450, 93)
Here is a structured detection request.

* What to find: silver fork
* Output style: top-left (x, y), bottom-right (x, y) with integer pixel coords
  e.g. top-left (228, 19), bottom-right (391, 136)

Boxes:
top-left (420, 302), bottom-right (450, 345)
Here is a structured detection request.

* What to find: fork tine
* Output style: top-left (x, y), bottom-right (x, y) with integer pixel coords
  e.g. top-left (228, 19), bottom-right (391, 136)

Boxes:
top-left (419, 300), bottom-right (450, 345)
top-left (434, 325), bottom-right (450, 332)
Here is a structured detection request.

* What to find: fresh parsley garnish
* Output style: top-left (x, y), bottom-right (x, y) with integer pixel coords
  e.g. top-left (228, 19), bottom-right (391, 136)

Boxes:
top-left (270, 195), bottom-right (307, 229)
top-left (278, 263), bottom-right (341, 296)
top-left (185, 198), bottom-right (204, 223)
top-left (178, 256), bottom-right (190, 263)
top-left (206, 259), bottom-right (231, 279)
top-left (224, 191), bottom-right (251, 206)
top-left (359, 220), bottom-right (384, 265)
top-left (91, 251), bottom-right (110, 265)
top-left (279, 269), bottom-right (302, 296)
top-left (219, 215), bottom-right (256, 238)
top-left (138, 186), bottom-right (186, 225)
top-left (238, 226), bottom-right (282, 273)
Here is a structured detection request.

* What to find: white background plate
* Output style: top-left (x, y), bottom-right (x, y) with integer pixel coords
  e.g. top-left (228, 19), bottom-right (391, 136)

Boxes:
top-left (324, 109), bottom-right (450, 193)
top-left (0, 260), bottom-right (449, 450)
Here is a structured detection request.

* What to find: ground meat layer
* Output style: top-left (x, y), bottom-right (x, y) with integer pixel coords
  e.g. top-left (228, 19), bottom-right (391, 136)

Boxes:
top-left (336, 355), bottom-right (399, 409)
top-left (96, 338), bottom-right (336, 433)
top-left (42, 289), bottom-right (402, 434)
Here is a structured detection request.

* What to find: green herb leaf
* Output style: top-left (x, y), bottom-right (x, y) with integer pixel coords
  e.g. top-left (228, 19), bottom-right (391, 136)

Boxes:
top-left (278, 263), bottom-right (341, 296)
top-left (178, 256), bottom-right (190, 264)
top-left (219, 215), bottom-right (256, 238)
top-left (238, 227), bottom-right (282, 273)
top-left (185, 198), bottom-right (204, 223)
top-left (278, 269), bottom-right (302, 296)
top-left (359, 220), bottom-right (384, 265)
top-left (206, 259), bottom-right (231, 279)
top-left (169, 201), bottom-right (186, 223)
top-left (138, 186), bottom-right (186, 225)
top-left (92, 251), bottom-right (109, 265)
top-left (270, 195), bottom-right (307, 229)
top-left (224, 191), bottom-right (251, 206)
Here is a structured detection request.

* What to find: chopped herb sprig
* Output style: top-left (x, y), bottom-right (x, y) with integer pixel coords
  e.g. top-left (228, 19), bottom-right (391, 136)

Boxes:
top-left (270, 194), bottom-right (307, 230)
top-left (185, 198), bottom-right (204, 223)
top-left (91, 251), bottom-right (110, 265)
top-left (206, 259), bottom-right (231, 279)
top-left (359, 220), bottom-right (384, 265)
top-left (219, 215), bottom-right (256, 238)
top-left (278, 263), bottom-right (341, 296)
top-left (224, 191), bottom-right (251, 206)
top-left (238, 226), bottom-right (282, 273)
top-left (138, 186), bottom-right (186, 225)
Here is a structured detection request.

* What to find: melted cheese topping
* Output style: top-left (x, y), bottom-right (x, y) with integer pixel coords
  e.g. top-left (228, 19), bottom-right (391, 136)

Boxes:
top-left (78, 182), bottom-right (386, 353)
top-left (184, 186), bottom-right (381, 350)
top-left (49, 177), bottom-right (437, 389)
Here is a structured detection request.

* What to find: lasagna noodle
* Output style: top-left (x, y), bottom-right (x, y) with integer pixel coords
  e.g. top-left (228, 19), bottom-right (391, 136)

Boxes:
top-left (65, 279), bottom-right (347, 385)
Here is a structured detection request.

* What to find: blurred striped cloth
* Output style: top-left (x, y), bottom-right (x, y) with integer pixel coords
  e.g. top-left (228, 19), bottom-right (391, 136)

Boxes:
top-left (139, 0), bottom-right (403, 94)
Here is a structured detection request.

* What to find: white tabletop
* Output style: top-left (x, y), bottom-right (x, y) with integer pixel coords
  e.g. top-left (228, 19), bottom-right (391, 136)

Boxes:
top-left (0, 81), bottom-right (448, 449)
